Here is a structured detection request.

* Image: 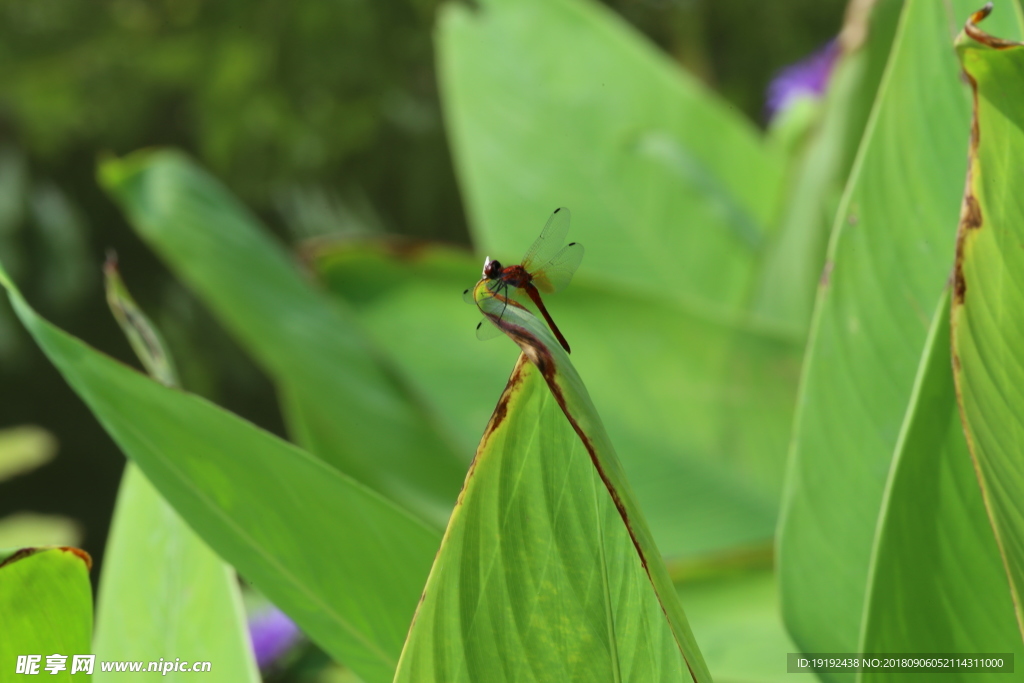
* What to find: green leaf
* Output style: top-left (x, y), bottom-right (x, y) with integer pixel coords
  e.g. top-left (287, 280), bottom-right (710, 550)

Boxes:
top-left (396, 351), bottom-right (710, 682)
top-left (753, 0), bottom-right (903, 334)
top-left (400, 279), bottom-right (711, 681)
top-left (952, 4), bottom-right (1024, 637)
top-left (435, 0), bottom-right (807, 562)
top-left (99, 149), bottom-right (465, 527)
top-left (94, 466), bottom-right (261, 682)
top-left (0, 547), bottom-right (92, 680)
top-left (313, 240), bottom-right (789, 560)
top-left (777, 0), bottom-right (1024, 657)
top-left (859, 291), bottom-right (1024, 680)
top-left (0, 262), bottom-right (441, 683)
top-left (93, 262), bottom-right (259, 682)
top-left (438, 0), bottom-right (785, 323)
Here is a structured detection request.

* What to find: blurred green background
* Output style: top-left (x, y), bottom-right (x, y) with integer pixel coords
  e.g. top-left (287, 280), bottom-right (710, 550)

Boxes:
top-left (0, 0), bottom-right (844, 584)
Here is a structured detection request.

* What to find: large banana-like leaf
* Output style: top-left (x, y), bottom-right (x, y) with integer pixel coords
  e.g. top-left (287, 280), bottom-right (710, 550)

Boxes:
top-left (952, 4), bottom-right (1024, 637)
top-left (438, 0), bottom-right (785, 323)
top-left (94, 466), bottom-right (260, 682)
top-left (433, 0), bottom-right (807, 563)
top-left (394, 281), bottom-right (710, 682)
top-left (0, 262), bottom-right (440, 683)
top-left (753, 0), bottom-right (903, 334)
top-left (0, 547), bottom-right (92, 680)
top-left (100, 150), bottom-right (465, 527)
top-left (778, 0), bottom-right (1023, 657)
top-left (859, 292), bottom-right (1024, 681)
top-left (312, 240), bottom-right (786, 560)
top-left (93, 262), bottom-right (259, 683)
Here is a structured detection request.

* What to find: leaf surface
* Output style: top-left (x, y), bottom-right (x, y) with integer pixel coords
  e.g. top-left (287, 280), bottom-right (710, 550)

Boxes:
top-left (313, 240), bottom-right (789, 560)
top-left (395, 280), bottom-right (712, 682)
top-left (93, 262), bottom-right (259, 683)
top-left (753, 0), bottom-right (903, 333)
top-left (859, 291), bottom-right (1024, 681)
top-left (778, 0), bottom-right (1023, 657)
top-left (0, 262), bottom-right (441, 683)
top-left (952, 3), bottom-right (1024, 637)
top-left (0, 547), bottom-right (92, 680)
top-left (438, 0), bottom-right (784, 324)
top-left (435, 0), bottom-right (814, 563)
top-left (100, 150), bottom-right (465, 527)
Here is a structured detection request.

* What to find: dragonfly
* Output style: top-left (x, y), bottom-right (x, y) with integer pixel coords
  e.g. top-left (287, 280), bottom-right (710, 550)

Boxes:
top-left (463, 207), bottom-right (584, 353)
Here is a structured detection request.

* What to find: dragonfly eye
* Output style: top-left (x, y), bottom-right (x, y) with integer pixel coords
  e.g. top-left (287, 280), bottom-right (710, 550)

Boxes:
top-left (483, 258), bottom-right (502, 279)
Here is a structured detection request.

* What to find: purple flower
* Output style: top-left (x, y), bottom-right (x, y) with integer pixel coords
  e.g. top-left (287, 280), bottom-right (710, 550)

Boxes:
top-left (766, 40), bottom-right (840, 120)
top-left (248, 606), bottom-right (302, 669)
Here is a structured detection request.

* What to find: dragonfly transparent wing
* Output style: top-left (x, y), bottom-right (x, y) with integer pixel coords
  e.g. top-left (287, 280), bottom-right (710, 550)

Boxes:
top-left (521, 207), bottom-right (571, 273)
top-left (464, 279), bottom-right (518, 342)
top-left (475, 317), bottom-right (504, 340)
top-left (476, 295), bottom-right (529, 341)
top-left (530, 242), bottom-right (584, 294)
top-left (464, 278), bottom-right (529, 305)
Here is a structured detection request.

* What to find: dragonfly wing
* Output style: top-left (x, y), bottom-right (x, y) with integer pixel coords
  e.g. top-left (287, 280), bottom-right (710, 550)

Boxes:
top-left (464, 278), bottom-right (507, 304)
top-left (531, 242), bottom-right (584, 294)
top-left (475, 318), bottom-right (504, 341)
top-left (467, 279), bottom-right (515, 341)
top-left (521, 207), bottom-right (571, 272)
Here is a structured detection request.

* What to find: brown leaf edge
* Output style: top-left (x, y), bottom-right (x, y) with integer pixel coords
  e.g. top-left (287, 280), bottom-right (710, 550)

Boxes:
top-left (397, 298), bottom-right (708, 682)
top-left (0, 546), bottom-right (93, 571)
top-left (950, 1), bottom-right (1024, 641)
top-left (498, 315), bottom-right (705, 683)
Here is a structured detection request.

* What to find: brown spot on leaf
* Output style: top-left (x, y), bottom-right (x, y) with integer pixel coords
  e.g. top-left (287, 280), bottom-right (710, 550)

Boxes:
top-left (969, 91), bottom-right (980, 150)
top-left (952, 99), bottom-right (981, 308)
top-left (477, 360), bottom-right (526, 452)
top-left (963, 194), bottom-right (983, 231)
top-left (953, 257), bottom-right (967, 305)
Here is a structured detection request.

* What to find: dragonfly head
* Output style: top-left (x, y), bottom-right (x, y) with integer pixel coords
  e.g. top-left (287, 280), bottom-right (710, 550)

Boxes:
top-left (482, 256), bottom-right (503, 279)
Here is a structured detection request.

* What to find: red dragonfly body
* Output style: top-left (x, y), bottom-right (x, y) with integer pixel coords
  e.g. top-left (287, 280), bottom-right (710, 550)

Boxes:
top-left (465, 207), bottom-right (584, 353)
